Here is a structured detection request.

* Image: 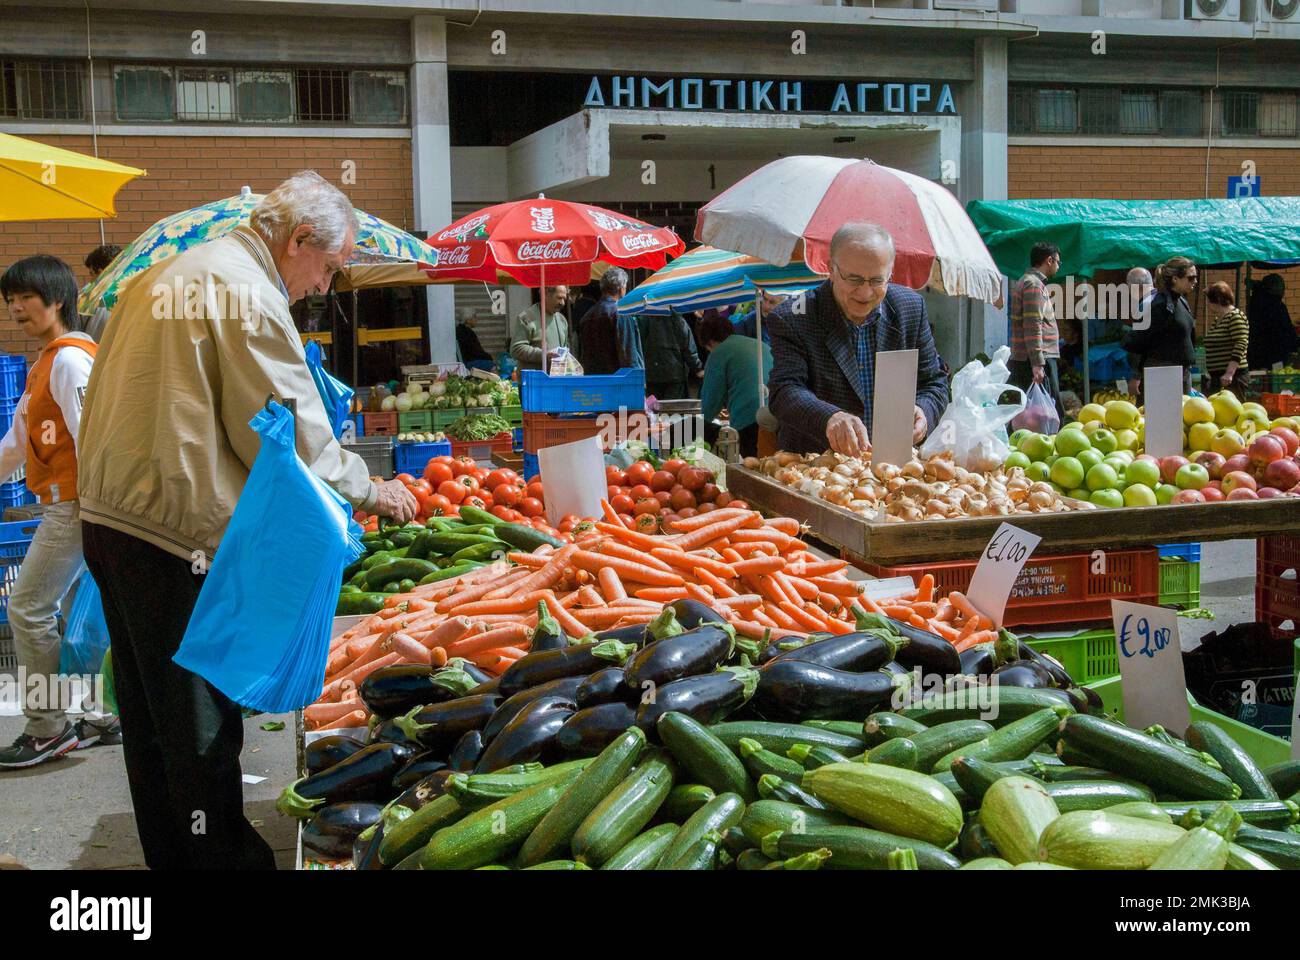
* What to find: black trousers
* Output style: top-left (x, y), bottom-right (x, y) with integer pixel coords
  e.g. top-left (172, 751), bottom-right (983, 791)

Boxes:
top-left (1008, 357), bottom-right (1065, 425)
top-left (647, 380), bottom-right (687, 402)
top-left (82, 521), bottom-right (276, 871)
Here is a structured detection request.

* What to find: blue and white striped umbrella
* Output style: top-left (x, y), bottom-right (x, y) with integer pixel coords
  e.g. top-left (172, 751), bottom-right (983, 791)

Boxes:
top-left (617, 245), bottom-right (823, 317)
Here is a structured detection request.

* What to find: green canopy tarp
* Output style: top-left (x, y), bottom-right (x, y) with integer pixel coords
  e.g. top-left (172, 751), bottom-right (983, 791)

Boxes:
top-left (965, 197), bottom-right (1300, 279)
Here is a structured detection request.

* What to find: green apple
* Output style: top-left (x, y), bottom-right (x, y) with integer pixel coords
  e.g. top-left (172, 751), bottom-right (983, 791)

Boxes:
top-left (1105, 400), bottom-right (1141, 430)
top-left (1020, 433), bottom-right (1055, 462)
top-left (1085, 463), bottom-right (1119, 491)
top-left (1090, 429), bottom-right (1119, 455)
top-left (1123, 484), bottom-right (1158, 507)
top-left (1050, 456), bottom-right (1086, 490)
top-left (1103, 455), bottom-right (1131, 475)
top-left (1187, 421), bottom-right (1217, 453)
top-left (1175, 462), bottom-right (1210, 490)
top-left (1090, 488), bottom-right (1125, 509)
top-left (1078, 403), bottom-right (1107, 425)
top-left (1210, 389), bottom-right (1244, 428)
top-left (1026, 461), bottom-right (1052, 483)
top-left (1114, 428), bottom-right (1139, 451)
top-left (1076, 448), bottom-right (1105, 471)
top-left (1156, 483), bottom-right (1179, 505)
top-left (1067, 488), bottom-right (1091, 502)
top-left (1210, 428), bottom-right (1245, 458)
top-left (1050, 482), bottom-right (1068, 496)
top-left (1008, 429), bottom-right (1031, 450)
top-left (1054, 430), bottom-right (1092, 457)
top-left (1082, 419), bottom-right (1107, 437)
top-left (1004, 451), bottom-right (1032, 470)
top-left (1124, 458), bottom-right (1161, 490)
top-left (1110, 450), bottom-right (1135, 463)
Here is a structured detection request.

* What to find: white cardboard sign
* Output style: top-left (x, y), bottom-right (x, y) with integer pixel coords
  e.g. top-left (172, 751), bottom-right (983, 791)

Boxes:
top-left (1141, 365), bottom-right (1184, 460)
top-left (537, 436), bottom-right (608, 527)
top-left (1111, 600), bottom-right (1190, 732)
top-left (870, 349), bottom-right (918, 468)
top-left (966, 522), bottom-right (1042, 629)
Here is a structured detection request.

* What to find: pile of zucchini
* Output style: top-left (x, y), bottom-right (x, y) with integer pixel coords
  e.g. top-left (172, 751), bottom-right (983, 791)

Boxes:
top-left (338, 507), bottom-right (565, 616)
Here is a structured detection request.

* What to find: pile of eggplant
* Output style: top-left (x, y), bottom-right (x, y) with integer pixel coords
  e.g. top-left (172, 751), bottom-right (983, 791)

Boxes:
top-left (280, 597), bottom-right (1098, 866)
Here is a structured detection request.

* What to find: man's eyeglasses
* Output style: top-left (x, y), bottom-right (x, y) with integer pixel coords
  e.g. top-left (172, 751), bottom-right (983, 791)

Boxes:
top-left (832, 262), bottom-right (890, 291)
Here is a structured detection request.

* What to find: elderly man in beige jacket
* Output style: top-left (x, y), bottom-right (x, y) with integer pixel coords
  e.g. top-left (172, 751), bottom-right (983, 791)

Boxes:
top-left (77, 170), bottom-right (417, 870)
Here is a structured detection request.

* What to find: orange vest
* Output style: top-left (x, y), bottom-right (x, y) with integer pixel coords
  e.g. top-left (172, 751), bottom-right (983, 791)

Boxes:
top-left (25, 336), bottom-right (97, 504)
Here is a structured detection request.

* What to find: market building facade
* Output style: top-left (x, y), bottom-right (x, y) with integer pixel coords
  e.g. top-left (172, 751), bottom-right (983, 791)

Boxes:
top-left (3, 0), bottom-right (1299, 378)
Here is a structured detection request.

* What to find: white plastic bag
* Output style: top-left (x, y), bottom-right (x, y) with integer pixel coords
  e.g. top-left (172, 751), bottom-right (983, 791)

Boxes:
top-left (920, 346), bottom-right (1026, 472)
top-left (1012, 381), bottom-right (1061, 436)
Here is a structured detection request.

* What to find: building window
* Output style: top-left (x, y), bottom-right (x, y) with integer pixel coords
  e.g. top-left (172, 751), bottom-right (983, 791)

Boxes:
top-left (176, 67), bottom-right (234, 121)
top-left (1079, 87), bottom-right (1119, 134)
top-left (296, 68), bottom-right (350, 123)
top-left (236, 69), bottom-right (295, 123)
top-left (1258, 92), bottom-right (1297, 138)
top-left (1219, 90), bottom-right (1258, 137)
top-left (114, 65), bottom-right (176, 122)
top-left (351, 70), bottom-right (407, 125)
top-left (0, 59), bottom-right (84, 120)
top-left (1009, 87), bottom-right (1034, 134)
top-left (1035, 89), bottom-right (1077, 134)
top-left (1160, 89), bottom-right (1203, 137)
top-left (1119, 89), bottom-right (1158, 134)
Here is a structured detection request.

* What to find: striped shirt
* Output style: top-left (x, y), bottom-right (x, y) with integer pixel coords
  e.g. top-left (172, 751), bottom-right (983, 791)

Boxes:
top-left (1203, 307), bottom-right (1249, 375)
top-left (1009, 269), bottom-right (1060, 365)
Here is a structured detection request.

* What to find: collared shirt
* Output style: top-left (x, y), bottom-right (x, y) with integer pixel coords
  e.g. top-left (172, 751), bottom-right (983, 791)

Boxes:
top-left (844, 303), bottom-right (884, 428)
top-left (1010, 267), bottom-right (1060, 366)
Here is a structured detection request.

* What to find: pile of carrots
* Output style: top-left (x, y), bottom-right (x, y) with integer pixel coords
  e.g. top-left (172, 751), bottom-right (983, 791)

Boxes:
top-left (866, 575), bottom-right (999, 653)
top-left (306, 504), bottom-right (878, 731)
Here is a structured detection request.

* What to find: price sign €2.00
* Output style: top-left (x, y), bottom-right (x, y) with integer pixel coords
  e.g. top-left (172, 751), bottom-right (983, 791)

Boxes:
top-left (1111, 600), bottom-right (1189, 733)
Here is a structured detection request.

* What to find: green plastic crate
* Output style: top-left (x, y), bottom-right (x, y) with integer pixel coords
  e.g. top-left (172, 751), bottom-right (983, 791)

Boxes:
top-left (1270, 371), bottom-right (1300, 393)
top-left (432, 408), bottom-right (465, 431)
top-left (398, 410), bottom-right (433, 432)
top-left (1022, 627), bottom-right (1119, 686)
top-left (1086, 675), bottom-right (1291, 768)
top-left (499, 404), bottom-right (522, 426)
top-left (1158, 559), bottom-right (1201, 609)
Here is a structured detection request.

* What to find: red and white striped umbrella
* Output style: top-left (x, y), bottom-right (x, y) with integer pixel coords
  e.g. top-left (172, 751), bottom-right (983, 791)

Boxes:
top-left (695, 156), bottom-right (1003, 305)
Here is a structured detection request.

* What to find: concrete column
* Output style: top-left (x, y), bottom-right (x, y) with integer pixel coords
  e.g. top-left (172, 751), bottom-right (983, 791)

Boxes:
top-left (961, 35), bottom-right (1010, 361)
top-left (410, 15), bottom-right (456, 364)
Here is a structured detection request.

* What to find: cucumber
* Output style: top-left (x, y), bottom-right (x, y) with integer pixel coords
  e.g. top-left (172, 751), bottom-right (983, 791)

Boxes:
top-left (417, 563), bottom-right (480, 586)
top-left (1227, 826), bottom-right (1300, 869)
top-left (1104, 801), bottom-right (1173, 823)
top-left (908, 719), bottom-right (994, 772)
top-left (1037, 810), bottom-right (1187, 869)
top-left (772, 848), bottom-right (834, 871)
top-left (1030, 762), bottom-right (1151, 790)
top-left (454, 505), bottom-right (502, 527)
top-left (709, 721), bottom-right (864, 756)
top-left (378, 794), bottom-right (465, 866)
top-left (657, 712), bottom-right (756, 802)
top-left (931, 770), bottom-right (976, 811)
top-left (737, 799), bottom-right (855, 845)
top-left (739, 738), bottom-right (809, 782)
top-left (1042, 780), bottom-right (1156, 812)
top-left (515, 728), bottom-right (645, 867)
top-left (802, 719), bottom-right (873, 738)
top-left (571, 754), bottom-right (676, 867)
top-left (421, 766), bottom-right (585, 870)
top-left (1263, 760), bottom-right (1300, 799)
top-left (959, 819), bottom-right (1000, 860)
top-left (523, 860), bottom-right (590, 870)
top-left (735, 848), bottom-right (775, 870)
top-left (404, 529), bottom-right (437, 560)
top-left (787, 743), bottom-right (853, 770)
top-left (660, 830), bottom-right (723, 870)
top-left (1057, 715), bottom-right (1241, 801)
top-left (1184, 721), bottom-right (1279, 801)
top-left (864, 736), bottom-right (918, 770)
top-left (364, 557), bottom-right (440, 589)
top-left (803, 761), bottom-right (964, 848)
top-left (655, 792), bottom-right (746, 868)
top-left (720, 824), bottom-right (754, 856)
top-left (762, 825), bottom-right (962, 870)
top-left (960, 857), bottom-right (1013, 870)
top-left (860, 713), bottom-right (927, 745)
top-left (951, 756), bottom-right (1020, 801)
top-left (659, 784), bottom-right (717, 823)
top-left (933, 707), bottom-right (1066, 772)
top-left (979, 775), bottom-right (1061, 864)
top-left (756, 773), bottom-right (828, 809)
top-left (493, 521), bottom-right (567, 552)
top-left (600, 823), bottom-right (680, 870)
top-left (445, 760), bottom-right (580, 807)
top-left (335, 592), bottom-right (387, 616)
top-left (902, 687), bottom-right (1075, 727)
top-left (1149, 803), bottom-right (1241, 870)
top-left (1157, 799), bottom-right (1299, 831)
top-left (1226, 842), bottom-right (1282, 871)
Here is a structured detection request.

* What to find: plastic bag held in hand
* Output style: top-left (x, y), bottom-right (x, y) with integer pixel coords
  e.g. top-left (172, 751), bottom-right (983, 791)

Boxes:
top-left (919, 346), bottom-right (1026, 472)
top-left (59, 570), bottom-right (112, 677)
top-left (1012, 381), bottom-right (1061, 437)
top-left (305, 339), bottom-right (355, 439)
top-left (173, 401), bottom-right (364, 713)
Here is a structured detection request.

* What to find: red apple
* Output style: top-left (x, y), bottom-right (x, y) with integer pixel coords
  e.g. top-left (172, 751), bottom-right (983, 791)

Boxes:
top-left (1264, 458), bottom-right (1300, 491)
top-left (1200, 485), bottom-right (1226, 502)
top-left (1159, 455), bottom-right (1190, 485)
top-left (1193, 451), bottom-right (1227, 480)
top-left (1248, 434), bottom-right (1286, 469)
top-left (1269, 427), bottom-right (1299, 457)
top-left (1135, 454), bottom-right (1159, 464)
top-left (1227, 487), bottom-right (1260, 501)
top-left (1222, 471), bottom-right (1258, 495)
top-left (1171, 489), bottom-right (1206, 504)
top-left (1223, 454), bottom-right (1251, 476)
top-left (1258, 486), bottom-right (1283, 499)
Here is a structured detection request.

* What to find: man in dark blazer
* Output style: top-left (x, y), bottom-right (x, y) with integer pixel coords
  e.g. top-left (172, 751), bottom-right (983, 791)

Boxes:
top-left (767, 222), bottom-right (949, 456)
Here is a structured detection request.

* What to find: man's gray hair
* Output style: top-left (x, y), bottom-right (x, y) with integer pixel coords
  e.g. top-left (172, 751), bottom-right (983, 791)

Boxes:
top-left (251, 170), bottom-right (359, 253)
top-left (1126, 267), bottom-right (1153, 286)
top-left (600, 267), bottom-right (629, 296)
top-left (829, 222), bottom-right (895, 263)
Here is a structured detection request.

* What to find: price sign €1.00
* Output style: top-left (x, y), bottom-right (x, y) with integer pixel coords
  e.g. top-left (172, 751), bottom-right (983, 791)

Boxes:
top-left (965, 523), bottom-right (1042, 629)
top-left (1111, 600), bottom-right (1189, 733)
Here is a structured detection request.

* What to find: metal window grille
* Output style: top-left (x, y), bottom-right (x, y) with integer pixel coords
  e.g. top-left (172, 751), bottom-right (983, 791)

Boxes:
top-left (1219, 90), bottom-right (1258, 137)
top-left (1035, 89), bottom-right (1078, 134)
top-left (295, 68), bottom-right (350, 123)
top-left (350, 70), bottom-right (407, 125)
top-left (1119, 89), bottom-right (1159, 134)
top-left (0, 59), bottom-right (84, 120)
top-left (1009, 86), bottom-right (1034, 134)
top-left (1160, 89), bottom-right (1204, 137)
top-left (176, 66), bottom-right (234, 121)
top-left (1079, 87), bottom-right (1120, 134)
top-left (236, 69), bottom-right (294, 123)
top-left (114, 64), bottom-right (175, 121)
top-left (1258, 92), bottom-right (1297, 137)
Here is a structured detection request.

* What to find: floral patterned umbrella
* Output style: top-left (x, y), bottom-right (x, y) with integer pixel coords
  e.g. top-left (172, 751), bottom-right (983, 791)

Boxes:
top-left (78, 187), bottom-right (438, 313)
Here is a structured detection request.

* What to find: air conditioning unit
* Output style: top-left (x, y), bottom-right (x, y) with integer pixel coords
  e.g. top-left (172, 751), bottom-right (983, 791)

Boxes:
top-left (933, 0), bottom-right (1000, 11)
top-left (1258, 0), bottom-right (1300, 20)
top-left (1185, 0), bottom-right (1241, 18)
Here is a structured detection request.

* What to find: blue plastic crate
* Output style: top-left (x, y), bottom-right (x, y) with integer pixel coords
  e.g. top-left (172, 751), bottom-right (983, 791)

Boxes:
top-left (0, 518), bottom-right (39, 625)
top-left (512, 427), bottom-right (523, 452)
top-left (520, 368), bottom-right (645, 414)
top-left (1157, 542), bottom-right (1201, 562)
top-left (0, 481), bottom-right (34, 510)
top-left (393, 440), bottom-right (452, 477)
top-left (523, 452), bottom-right (540, 483)
top-left (0, 395), bottom-right (17, 438)
top-left (0, 355), bottom-right (26, 401)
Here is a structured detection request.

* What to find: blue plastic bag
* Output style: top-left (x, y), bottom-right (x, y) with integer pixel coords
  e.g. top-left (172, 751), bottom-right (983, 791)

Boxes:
top-left (59, 570), bottom-right (112, 677)
top-left (173, 401), bottom-right (363, 713)
top-left (305, 339), bottom-right (355, 439)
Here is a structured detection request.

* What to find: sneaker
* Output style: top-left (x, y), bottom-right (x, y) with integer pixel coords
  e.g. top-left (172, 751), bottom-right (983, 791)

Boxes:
top-left (74, 717), bottom-right (122, 749)
top-left (0, 724), bottom-right (79, 769)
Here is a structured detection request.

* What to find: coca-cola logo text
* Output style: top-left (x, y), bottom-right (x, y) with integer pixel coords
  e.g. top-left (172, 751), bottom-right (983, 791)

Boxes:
top-left (620, 232), bottom-right (663, 252)
top-left (438, 213), bottom-right (489, 242)
top-left (439, 245), bottom-right (472, 267)
top-left (517, 239), bottom-right (575, 261)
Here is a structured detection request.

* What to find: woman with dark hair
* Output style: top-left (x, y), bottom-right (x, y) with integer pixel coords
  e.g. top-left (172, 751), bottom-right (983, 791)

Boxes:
top-left (1246, 273), bottom-right (1298, 371)
top-left (1121, 256), bottom-right (1197, 396)
top-left (1202, 281), bottom-right (1249, 397)
top-left (697, 314), bottom-right (771, 459)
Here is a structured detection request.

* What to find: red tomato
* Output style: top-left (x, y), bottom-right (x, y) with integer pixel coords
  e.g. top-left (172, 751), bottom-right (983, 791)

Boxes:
top-left (464, 495), bottom-right (488, 510)
top-left (424, 461), bottom-right (453, 486)
top-left (437, 480), bottom-right (466, 504)
top-left (658, 513), bottom-right (678, 533)
top-left (618, 513), bottom-right (637, 529)
top-left (650, 470), bottom-right (677, 493)
top-left (481, 469), bottom-right (506, 490)
top-left (698, 483), bottom-right (720, 504)
top-left (605, 465), bottom-right (628, 487)
top-left (558, 519), bottom-right (576, 534)
top-left (362, 517), bottom-right (379, 532)
top-left (654, 490), bottom-right (673, 507)
top-left (520, 497), bottom-right (545, 518)
top-left (714, 491), bottom-right (734, 508)
top-left (451, 457), bottom-right (477, 476)
top-left (395, 473), bottom-right (416, 486)
top-left (526, 481), bottom-right (546, 502)
top-left (607, 485), bottom-right (623, 501)
top-left (426, 494), bottom-right (453, 516)
top-left (634, 497), bottom-right (661, 516)
top-left (670, 488), bottom-right (696, 511)
top-left (679, 468), bottom-right (708, 492)
top-left (573, 519), bottom-right (597, 537)
top-left (630, 484), bottom-right (654, 502)
top-left (457, 475), bottom-right (481, 495)
top-left (611, 494), bottom-right (635, 515)
top-left (503, 509), bottom-right (524, 523)
top-left (491, 505), bottom-right (513, 520)
top-left (728, 500), bottom-right (750, 510)
top-left (431, 455), bottom-right (454, 466)
top-left (696, 502), bottom-right (717, 514)
top-left (626, 461), bottom-right (655, 487)
top-left (635, 513), bottom-right (659, 535)
top-left (676, 507), bottom-right (697, 519)
top-left (494, 484), bottom-right (522, 508)
top-left (408, 478), bottom-right (433, 497)
top-left (477, 490), bottom-right (494, 508)
top-left (662, 459), bottom-right (688, 476)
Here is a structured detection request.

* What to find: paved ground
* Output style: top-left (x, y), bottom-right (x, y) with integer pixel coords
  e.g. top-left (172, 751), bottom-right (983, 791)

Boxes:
top-left (0, 537), bottom-right (1263, 869)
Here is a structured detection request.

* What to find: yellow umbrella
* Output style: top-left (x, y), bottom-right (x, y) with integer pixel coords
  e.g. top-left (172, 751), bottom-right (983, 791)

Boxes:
top-left (0, 132), bottom-right (145, 222)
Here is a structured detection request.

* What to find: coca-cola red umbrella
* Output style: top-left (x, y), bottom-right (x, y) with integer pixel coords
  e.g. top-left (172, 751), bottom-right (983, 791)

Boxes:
top-left (426, 195), bottom-right (685, 361)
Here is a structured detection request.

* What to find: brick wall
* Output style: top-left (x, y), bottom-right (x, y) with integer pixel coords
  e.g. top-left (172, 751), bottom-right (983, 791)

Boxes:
top-left (0, 133), bottom-right (413, 361)
top-left (1009, 144), bottom-right (1300, 339)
